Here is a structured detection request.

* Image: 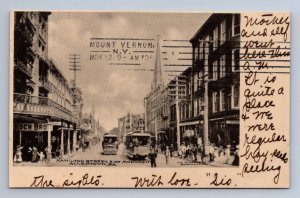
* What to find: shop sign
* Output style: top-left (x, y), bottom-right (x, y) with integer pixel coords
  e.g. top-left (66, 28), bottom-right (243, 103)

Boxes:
top-left (183, 129), bottom-right (195, 137)
top-left (16, 123), bottom-right (49, 131)
top-left (51, 121), bottom-right (61, 126)
top-left (226, 120), bottom-right (239, 124)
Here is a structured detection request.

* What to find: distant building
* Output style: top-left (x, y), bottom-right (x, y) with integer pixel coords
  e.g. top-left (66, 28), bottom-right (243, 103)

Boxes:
top-left (118, 113), bottom-right (145, 138)
top-left (144, 36), bottom-right (172, 146)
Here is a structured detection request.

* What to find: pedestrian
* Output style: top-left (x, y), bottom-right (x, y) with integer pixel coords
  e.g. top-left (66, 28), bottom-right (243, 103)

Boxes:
top-left (224, 145), bottom-right (231, 163)
top-left (169, 144), bottom-right (174, 158)
top-left (192, 144), bottom-right (198, 162)
top-left (165, 146), bottom-right (171, 164)
top-left (232, 145), bottom-right (239, 166)
top-left (31, 146), bottom-right (39, 163)
top-left (198, 143), bottom-right (204, 162)
top-left (148, 147), bottom-right (157, 168)
top-left (186, 144), bottom-right (191, 161)
top-left (38, 151), bottom-right (45, 162)
top-left (161, 142), bottom-right (166, 153)
top-left (52, 140), bottom-right (58, 158)
top-left (13, 145), bottom-right (23, 163)
top-left (179, 143), bottom-right (187, 159)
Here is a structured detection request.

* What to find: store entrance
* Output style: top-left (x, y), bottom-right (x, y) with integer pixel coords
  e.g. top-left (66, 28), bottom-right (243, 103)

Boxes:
top-left (20, 131), bottom-right (47, 161)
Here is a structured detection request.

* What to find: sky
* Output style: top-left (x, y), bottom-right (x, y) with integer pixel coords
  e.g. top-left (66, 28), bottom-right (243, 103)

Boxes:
top-left (47, 11), bottom-right (210, 131)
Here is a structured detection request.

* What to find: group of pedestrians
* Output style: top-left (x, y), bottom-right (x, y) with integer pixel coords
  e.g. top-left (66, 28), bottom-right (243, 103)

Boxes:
top-left (148, 142), bottom-right (197, 168)
top-left (178, 143), bottom-right (201, 162)
top-left (13, 145), bottom-right (46, 163)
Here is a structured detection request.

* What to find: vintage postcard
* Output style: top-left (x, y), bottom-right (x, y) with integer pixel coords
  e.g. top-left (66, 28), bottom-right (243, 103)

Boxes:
top-left (9, 11), bottom-right (290, 188)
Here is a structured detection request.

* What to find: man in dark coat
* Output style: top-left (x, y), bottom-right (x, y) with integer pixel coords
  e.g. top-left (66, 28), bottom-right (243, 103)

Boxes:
top-left (148, 147), bottom-right (157, 168)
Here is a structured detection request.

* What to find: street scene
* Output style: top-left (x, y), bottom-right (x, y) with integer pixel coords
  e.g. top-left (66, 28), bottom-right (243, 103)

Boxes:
top-left (12, 11), bottom-right (240, 168)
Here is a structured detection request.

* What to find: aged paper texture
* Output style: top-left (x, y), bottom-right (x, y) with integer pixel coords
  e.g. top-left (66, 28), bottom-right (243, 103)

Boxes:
top-left (9, 11), bottom-right (290, 188)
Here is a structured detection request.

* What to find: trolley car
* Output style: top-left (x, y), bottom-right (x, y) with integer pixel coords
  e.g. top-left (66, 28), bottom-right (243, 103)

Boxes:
top-left (101, 133), bottom-right (118, 155)
top-left (125, 131), bottom-right (151, 160)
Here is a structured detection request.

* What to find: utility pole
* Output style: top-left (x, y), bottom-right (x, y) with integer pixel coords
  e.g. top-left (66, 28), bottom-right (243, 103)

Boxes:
top-left (203, 39), bottom-right (209, 156)
top-left (92, 99), bottom-right (96, 136)
top-left (144, 97), bottom-right (148, 131)
top-left (69, 54), bottom-right (81, 88)
top-left (175, 76), bottom-right (180, 149)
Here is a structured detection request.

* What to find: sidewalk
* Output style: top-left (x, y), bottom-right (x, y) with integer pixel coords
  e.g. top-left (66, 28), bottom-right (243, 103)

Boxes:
top-left (13, 143), bottom-right (101, 167)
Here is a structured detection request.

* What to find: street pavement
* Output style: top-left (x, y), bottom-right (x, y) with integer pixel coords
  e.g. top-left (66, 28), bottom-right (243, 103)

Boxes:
top-left (14, 142), bottom-right (213, 167)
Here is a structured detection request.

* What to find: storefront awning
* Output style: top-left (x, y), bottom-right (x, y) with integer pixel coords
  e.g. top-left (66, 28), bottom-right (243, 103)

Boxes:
top-left (14, 114), bottom-right (47, 123)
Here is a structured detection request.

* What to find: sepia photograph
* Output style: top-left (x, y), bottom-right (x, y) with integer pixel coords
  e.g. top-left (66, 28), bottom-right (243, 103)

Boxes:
top-left (12, 12), bottom-right (240, 168)
top-left (9, 11), bottom-right (290, 188)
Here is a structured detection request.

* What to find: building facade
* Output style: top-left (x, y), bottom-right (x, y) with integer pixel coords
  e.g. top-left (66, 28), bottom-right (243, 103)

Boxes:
top-left (13, 11), bottom-right (83, 162)
top-left (144, 14), bottom-right (240, 152)
top-left (145, 85), bottom-right (170, 145)
top-left (190, 13), bottom-right (240, 150)
top-left (144, 36), bottom-right (174, 146)
top-left (176, 67), bottom-right (204, 146)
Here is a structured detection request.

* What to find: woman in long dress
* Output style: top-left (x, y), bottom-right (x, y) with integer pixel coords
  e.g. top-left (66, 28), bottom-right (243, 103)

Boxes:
top-left (13, 145), bottom-right (23, 163)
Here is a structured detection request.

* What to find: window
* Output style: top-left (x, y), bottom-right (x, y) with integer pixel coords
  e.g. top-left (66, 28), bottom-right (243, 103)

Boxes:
top-left (199, 41), bottom-right (204, 60)
top-left (212, 92), bottom-right (219, 113)
top-left (189, 103), bottom-right (192, 118)
top-left (198, 71), bottom-right (203, 87)
top-left (194, 44), bottom-right (199, 61)
top-left (232, 14), bottom-right (240, 36)
top-left (220, 20), bottom-right (226, 45)
top-left (194, 100), bottom-right (198, 117)
top-left (199, 98), bottom-right (204, 113)
top-left (180, 106), bottom-right (183, 120)
top-left (30, 12), bottom-right (34, 20)
top-left (213, 26), bottom-right (219, 49)
top-left (197, 99), bottom-right (200, 115)
top-left (231, 84), bottom-right (239, 108)
top-left (232, 49), bottom-right (240, 71)
top-left (212, 60), bottom-right (218, 80)
top-left (204, 36), bottom-right (209, 67)
top-left (194, 73), bottom-right (198, 92)
top-left (220, 89), bottom-right (226, 111)
top-left (220, 55), bottom-right (226, 78)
